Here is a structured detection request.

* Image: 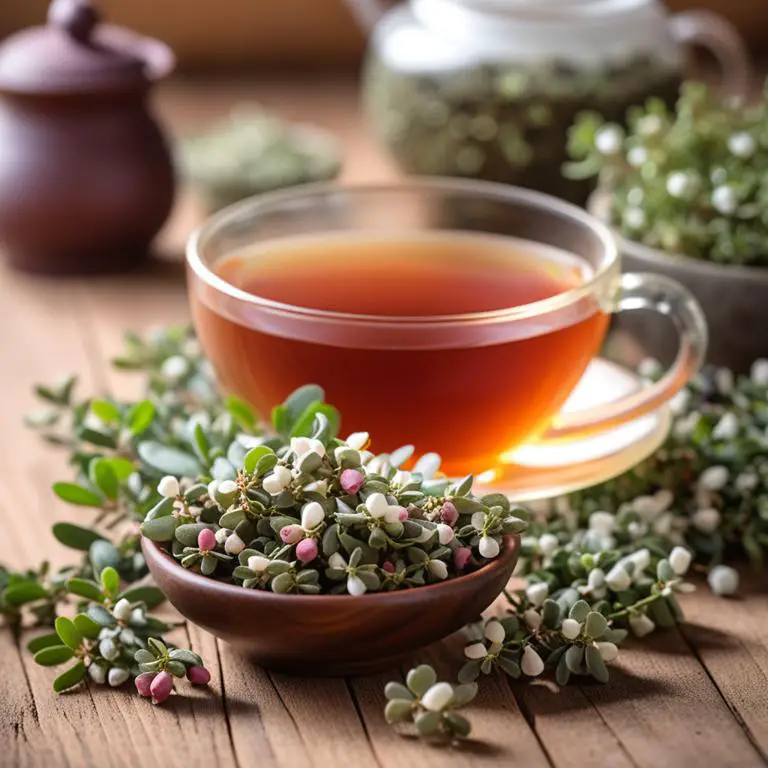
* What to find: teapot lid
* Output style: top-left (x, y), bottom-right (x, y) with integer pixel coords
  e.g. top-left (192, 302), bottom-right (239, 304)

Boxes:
top-left (0, 0), bottom-right (174, 94)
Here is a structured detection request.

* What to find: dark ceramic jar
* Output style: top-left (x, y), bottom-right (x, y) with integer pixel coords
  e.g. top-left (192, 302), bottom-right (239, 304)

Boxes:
top-left (0, 0), bottom-right (176, 274)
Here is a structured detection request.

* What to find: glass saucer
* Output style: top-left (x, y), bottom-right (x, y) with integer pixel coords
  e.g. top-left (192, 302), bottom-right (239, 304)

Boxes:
top-left (473, 358), bottom-right (672, 501)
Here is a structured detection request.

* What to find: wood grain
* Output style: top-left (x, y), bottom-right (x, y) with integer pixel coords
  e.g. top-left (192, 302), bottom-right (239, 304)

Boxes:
top-left (1, 75), bottom-right (767, 768)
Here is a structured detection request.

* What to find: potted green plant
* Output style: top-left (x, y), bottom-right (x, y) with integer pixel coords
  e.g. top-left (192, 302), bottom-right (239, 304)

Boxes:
top-left (566, 81), bottom-right (768, 371)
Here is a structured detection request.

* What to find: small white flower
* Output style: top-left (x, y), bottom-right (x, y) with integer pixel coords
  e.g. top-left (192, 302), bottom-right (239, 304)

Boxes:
top-left (627, 521), bottom-right (645, 539)
top-left (589, 511), bottom-right (616, 536)
top-left (290, 437), bottom-right (326, 458)
top-left (526, 582), bottom-right (549, 607)
top-left (366, 492), bottom-right (391, 520)
top-left (428, 559), bottom-right (448, 580)
top-left (471, 511), bottom-right (486, 532)
top-left (633, 495), bottom-right (662, 520)
top-left (301, 501), bottom-right (325, 530)
top-left (692, 507), bottom-right (720, 534)
top-left (594, 125), bottom-right (624, 155)
top-left (561, 618), bottom-right (581, 640)
top-left (465, 642), bottom-right (488, 660)
top-left (605, 564), bottom-right (631, 592)
top-left (727, 132), bottom-right (756, 158)
top-left (391, 469), bottom-right (412, 488)
top-left (629, 612), bottom-right (656, 638)
top-left (712, 185), bottom-right (739, 215)
top-left (207, 480), bottom-right (219, 499)
top-left (736, 473), bottom-right (758, 492)
top-left (328, 552), bottom-right (346, 570)
top-left (108, 667), bottom-right (130, 687)
top-left (99, 638), bottom-right (118, 661)
top-left (708, 565), bottom-right (739, 596)
top-left (669, 546), bottom-right (692, 576)
top-left (421, 682), bottom-right (454, 712)
top-left (160, 355), bottom-right (190, 382)
top-left (538, 533), bottom-right (559, 557)
top-left (713, 413), bottom-right (739, 441)
top-left (218, 479), bottom-right (238, 497)
top-left (262, 465), bottom-right (292, 495)
top-left (120, 629), bottom-right (135, 646)
top-left (597, 642), bottom-right (619, 662)
top-left (224, 533), bottom-right (245, 555)
top-left (521, 646), bottom-right (544, 677)
top-left (484, 620), bottom-right (505, 645)
top-left (666, 171), bottom-right (695, 199)
top-left (130, 608), bottom-right (146, 626)
top-left (248, 555), bottom-right (269, 572)
top-left (358, 450), bottom-right (374, 465)
top-left (215, 528), bottom-right (231, 545)
top-left (623, 207), bottom-right (647, 229)
top-left (587, 568), bottom-right (607, 595)
top-left (302, 479), bottom-right (328, 497)
top-left (626, 548), bottom-right (651, 575)
top-left (415, 523), bottom-right (434, 542)
top-left (699, 466), bottom-right (729, 491)
top-left (112, 598), bottom-right (131, 622)
top-left (345, 432), bottom-right (369, 451)
top-left (157, 475), bottom-right (179, 498)
top-left (436, 523), bottom-right (454, 545)
top-left (626, 146), bottom-right (648, 168)
top-left (523, 609), bottom-right (542, 630)
top-left (669, 388), bottom-right (690, 415)
top-left (750, 358), bottom-right (768, 385)
top-left (479, 536), bottom-right (500, 559)
top-left (88, 664), bottom-right (106, 684)
top-left (347, 574), bottom-right (367, 596)
top-left (637, 114), bottom-right (662, 136)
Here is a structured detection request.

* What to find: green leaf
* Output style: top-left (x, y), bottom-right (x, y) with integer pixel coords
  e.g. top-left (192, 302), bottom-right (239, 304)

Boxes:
top-left (52, 523), bottom-right (106, 552)
top-left (243, 446), bottom-right (273, 474)
top-left (143, 496), bottom-right (174, 522)
top-left (585, 645), bottom-right (610, 683)
top-left (52, 482), bottom-right (103, 507)
top-left (290, 402), bottom-right (339, 439)
top-left (384, 682), bottom-right (414, 701)
top-left (137, 441), bottom-right (202, 477)
top-left (73, 613), bottom-right (102, 639)
top-left (169, 648), bottom-right (203, 667)
top-left (89, 540), bottom-right (120, 574)
top-left (284, 384), bottom-right (324, 426)
top-left (100, 567), bottom-right (120, 598)
top-left (226, 396), bottom-right (257, 431)
top-left (4, 581), bottom-right (48, 605)
top-left (87, 604), bottom-right (116, 627)
top-left (565, 645), bottom-right (584, 674)
top-left (34, 645), bottom-right (75, 666)
top-left (406, 664), bottom-right (436, 697)
top-left (55, 617), bottom-right (82, 651)
top-left (103, 457), bottom-right (136, 481)
top-left (27, 633), bottom-right (63, 654)
top-left (89, 458), bottom-right (118, 501)
top-left (90, 399), bottom-right (121, 424)
top-left (53, 661), bottom-right (86, 693)
top-left (385, 699), bottom-right (414, 724)
top-left (415, 710), bottom-right (441, 737)
top-left (117, 585), bottom-right (165, 609)
top-left (77, 428), bottom-right (118, 449)
top-left (193, 423), bottom-right (210, 462)
top-left (66, 578), bottom-right (103, 602)
top-left (452, 474), bottom-right (474, 497)
top-left (556, 654), bottom-right (571, 686)
top-left (585, 611), bottom-right (608, 638)
top-left (127, 401), bottom-right (155, 435)
top-left (444, 712), bottom-right (472, 739)
top-left (271, 404), bottom-right (290, 436)
top-left (569, 599), bottom-right (590, 623)
top-left (141, 515), bottom-right (180, 542)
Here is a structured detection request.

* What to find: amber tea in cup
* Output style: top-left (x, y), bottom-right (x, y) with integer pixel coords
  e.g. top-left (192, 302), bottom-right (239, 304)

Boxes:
top-left (188, 181), bottom-right (707, 479)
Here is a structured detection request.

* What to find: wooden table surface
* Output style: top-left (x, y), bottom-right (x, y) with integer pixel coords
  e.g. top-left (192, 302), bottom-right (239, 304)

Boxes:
top-left (1, 77), bottom-right (768, 768)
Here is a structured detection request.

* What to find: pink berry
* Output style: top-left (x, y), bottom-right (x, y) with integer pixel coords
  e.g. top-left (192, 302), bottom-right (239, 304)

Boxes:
top-left (381, 560), bottom-right (395, 573)
top-left (441, 502), bottom-right (459, 527)
top-left (197, 528), bottom-right (216, 551)
top-left (150, 670), bottom-right (174, 705)
top-left (296, 538), bottom-right (319, 565)
top-left (454, 547), bottom-right (472, 571)
top-left (135, 671), bottom-right (156, 697)
top-left (280, 524), bottom-right (303, 544)
top-left (186, 665), bottom-right (211, 686)
top-left (397, 508), bottom-right (408, 522)
top-left (339, 469), bottom-right (365, 495)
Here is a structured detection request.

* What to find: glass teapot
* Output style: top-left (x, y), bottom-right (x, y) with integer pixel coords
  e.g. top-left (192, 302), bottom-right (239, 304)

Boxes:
top-left (348, 0), bottom-right (750, 204)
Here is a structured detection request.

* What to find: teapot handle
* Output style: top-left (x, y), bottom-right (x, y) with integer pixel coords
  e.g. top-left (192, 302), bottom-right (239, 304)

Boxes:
top-left (668, 11), bottom-right (751, 103)
top-left (344, 0), bottom-right (393, 33)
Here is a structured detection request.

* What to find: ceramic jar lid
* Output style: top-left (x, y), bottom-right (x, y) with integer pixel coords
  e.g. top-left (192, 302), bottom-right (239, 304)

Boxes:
top-left (0, 0), bottom-right (173, 94)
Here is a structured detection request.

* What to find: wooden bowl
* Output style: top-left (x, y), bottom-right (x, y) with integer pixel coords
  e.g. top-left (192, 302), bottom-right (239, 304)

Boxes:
top-left (142, 536), bottom-right (520, 676)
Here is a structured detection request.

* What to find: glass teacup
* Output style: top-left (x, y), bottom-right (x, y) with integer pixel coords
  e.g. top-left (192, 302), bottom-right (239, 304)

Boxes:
top-left (186, 179), bottom-right (707, 479)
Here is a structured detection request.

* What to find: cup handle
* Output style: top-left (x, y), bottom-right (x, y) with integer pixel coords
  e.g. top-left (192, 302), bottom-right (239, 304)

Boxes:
top-left (668, 10), bottom-right (751, 102)
top-left (538, 272), bottom-right (708, 444)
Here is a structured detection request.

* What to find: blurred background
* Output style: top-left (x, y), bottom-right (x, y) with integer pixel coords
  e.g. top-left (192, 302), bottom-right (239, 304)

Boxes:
top-left (2, 0), bottom-right (767, 72)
